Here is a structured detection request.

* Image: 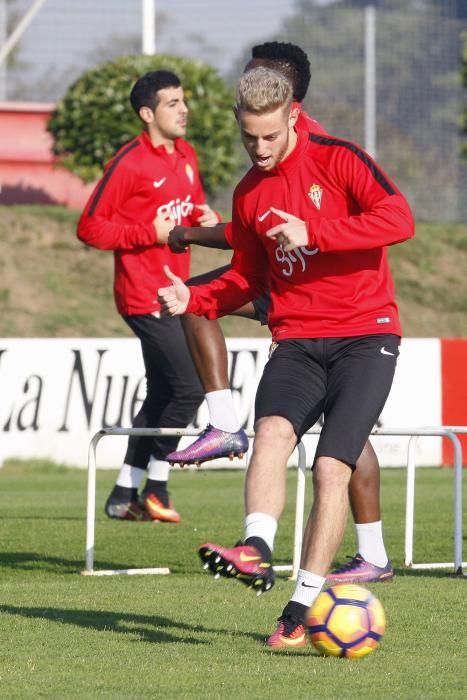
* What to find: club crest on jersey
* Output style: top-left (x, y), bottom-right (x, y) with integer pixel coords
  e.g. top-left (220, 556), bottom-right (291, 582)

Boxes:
top-left (308, 183), bottom-right (323, 210)
top-left (185, 163), bottom-right (194, 184)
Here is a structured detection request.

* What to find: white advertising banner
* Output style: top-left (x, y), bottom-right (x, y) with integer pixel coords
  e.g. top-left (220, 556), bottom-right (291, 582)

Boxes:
top-left (0, 337), bottom-right (441, 469)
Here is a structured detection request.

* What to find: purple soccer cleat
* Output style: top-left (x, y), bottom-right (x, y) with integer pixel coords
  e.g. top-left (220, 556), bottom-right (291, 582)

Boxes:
top-left (326, 553), bottom-right (394, 584)
top-left (167, 424), bottom-right (249, 467)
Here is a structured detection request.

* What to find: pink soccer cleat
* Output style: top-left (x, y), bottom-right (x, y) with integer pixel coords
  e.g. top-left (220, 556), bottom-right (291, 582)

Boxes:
top-left (198, 542), bottom-right (275, 594)
top-left (267, 614), bottom-right (308, 649)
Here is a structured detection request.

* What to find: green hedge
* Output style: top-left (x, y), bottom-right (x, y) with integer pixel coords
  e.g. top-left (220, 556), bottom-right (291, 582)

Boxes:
top-left (47, 54), bottom-right (241, 195)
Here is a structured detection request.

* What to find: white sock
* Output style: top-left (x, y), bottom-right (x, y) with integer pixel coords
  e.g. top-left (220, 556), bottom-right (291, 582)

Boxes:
top-left (116, 463), bottom-right (146, 489)
top-left (147, 458), bottom-right (170, 482)
top-left (206, 390), bottom-right (241, 432)
top-left (290, 569), bottom-right (326, 608)
top-left (244, 512), bottom-right (277, 552)
top-left (356, 521), bottom-right (388, 568)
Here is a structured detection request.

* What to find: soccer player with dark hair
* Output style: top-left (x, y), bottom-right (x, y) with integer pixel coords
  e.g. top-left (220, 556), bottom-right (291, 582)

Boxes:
top-left (158, 65), bottom-right (414, 649)
top-left (250, 40), bottom-right (311, 101)
top-left (77, 70), bottom-right (219, 522)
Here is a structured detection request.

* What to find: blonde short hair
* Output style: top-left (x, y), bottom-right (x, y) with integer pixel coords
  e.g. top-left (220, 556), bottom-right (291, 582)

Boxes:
top-left (236, 66), bottom-right (293, 115)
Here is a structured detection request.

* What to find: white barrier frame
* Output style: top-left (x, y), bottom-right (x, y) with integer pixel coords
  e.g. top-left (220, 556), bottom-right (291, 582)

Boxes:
top-left (303, 425), bottom-right (464, 575)
top-left (82, 428), bottom-right (307, 579)
top-left (83, 425), bottom-right (465, 579)
top-left (403, 426), bottom-right (466, 573)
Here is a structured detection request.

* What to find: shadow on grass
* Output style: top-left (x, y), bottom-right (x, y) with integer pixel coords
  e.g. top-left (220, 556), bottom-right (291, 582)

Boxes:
top-left (0, 552), bottom-right (142, 574)
top-left (0, 551), bottom-right (275, 579)
top-left (393, 566), bottom-right (465, 579)
top-left (2, 553), bottom-right (464, 580)
top-left (0, 604), bottom-right (266, 645)
top-left (0, 515), bottom-right (85, 521)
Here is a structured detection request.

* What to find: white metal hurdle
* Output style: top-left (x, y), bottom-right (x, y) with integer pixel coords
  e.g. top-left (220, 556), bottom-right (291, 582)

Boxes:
top-left (301, 426), bottom-right (465, 575)
top-left (83, 425), bottom-right (465, 578)
top-left (402, 426), bottom-right (466, 574)
top-left (82, 427), bottom-right (307, 578)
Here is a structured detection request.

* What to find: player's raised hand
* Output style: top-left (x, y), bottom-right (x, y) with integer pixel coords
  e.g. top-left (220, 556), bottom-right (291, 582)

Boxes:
top-left (266, 207), bottom-right (308, 252)
top-left (157, 265), bottom-right (190, 315)
top-left (195, 203), bottom-right (218, 227)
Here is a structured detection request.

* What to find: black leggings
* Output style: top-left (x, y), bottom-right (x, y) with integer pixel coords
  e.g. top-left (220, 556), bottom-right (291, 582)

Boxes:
top-left (122, 313), bottom-right (203, 467)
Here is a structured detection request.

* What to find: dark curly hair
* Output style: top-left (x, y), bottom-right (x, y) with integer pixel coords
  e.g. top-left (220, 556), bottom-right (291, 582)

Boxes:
top-left (250, 42), bottom-right (311, 103)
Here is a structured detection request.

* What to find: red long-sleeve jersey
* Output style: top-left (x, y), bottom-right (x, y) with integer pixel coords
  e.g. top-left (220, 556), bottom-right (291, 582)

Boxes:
top-left (187, 127), bottom-right (415, 340)
top-left (78, 130), bottom-right (217, 316)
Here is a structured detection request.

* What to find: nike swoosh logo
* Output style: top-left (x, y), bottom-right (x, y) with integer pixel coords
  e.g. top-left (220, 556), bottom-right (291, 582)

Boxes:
top-left (239, 552), bottom-right (261, 563)
top-left (258, 209), bottom-right (271, 222)
top-left (153, 178), bottom-right (166, 188)
top-left (279, 633), bottom-right (306, 647)
top-left (301, 582), bottom-right (318, 588)
top-left (380, 347), bottom-right (396, 356)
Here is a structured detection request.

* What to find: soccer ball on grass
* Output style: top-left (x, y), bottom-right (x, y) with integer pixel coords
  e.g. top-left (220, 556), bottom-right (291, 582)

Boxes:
top-left (308, 584), bottom-right (386, 659)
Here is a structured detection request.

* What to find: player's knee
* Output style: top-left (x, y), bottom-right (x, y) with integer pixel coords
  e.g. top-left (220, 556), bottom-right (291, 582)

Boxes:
top-left (313, 456), bottom-right (352, 491)
top-left (254, 415), bottom-right (295, 446)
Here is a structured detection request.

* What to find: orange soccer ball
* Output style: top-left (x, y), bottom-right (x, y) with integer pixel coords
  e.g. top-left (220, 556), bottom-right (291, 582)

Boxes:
top-left (308, 584), bottom-right (386, 659)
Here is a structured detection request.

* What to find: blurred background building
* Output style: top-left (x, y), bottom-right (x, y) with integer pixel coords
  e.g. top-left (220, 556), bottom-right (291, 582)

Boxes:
top-left (0, 0), bottom-right (466, 221)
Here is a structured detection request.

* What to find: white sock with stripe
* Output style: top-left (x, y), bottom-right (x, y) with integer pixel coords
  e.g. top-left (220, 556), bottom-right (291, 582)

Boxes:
top-left (290, 569), bottom-right (326, 608)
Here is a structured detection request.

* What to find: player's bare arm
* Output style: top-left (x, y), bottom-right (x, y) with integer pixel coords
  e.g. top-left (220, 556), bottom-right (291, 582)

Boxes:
top-left (168, 223), bottom-right (230, 252)
top-left (266, 207), bottom-right (309, 252)
top-left (157, 265), bottom-right (190, 315)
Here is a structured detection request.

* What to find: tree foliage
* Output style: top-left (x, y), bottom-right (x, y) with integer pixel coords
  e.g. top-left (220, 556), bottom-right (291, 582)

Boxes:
top-left (236, 2), bottom-right (464, 221)
top-left (47, 54), bottom-right (241, 195)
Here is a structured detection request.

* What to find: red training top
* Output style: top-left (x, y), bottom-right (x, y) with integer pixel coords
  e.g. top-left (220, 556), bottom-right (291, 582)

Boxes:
top-left (187, 127), bottom-right (415, 340)
top-left (77, 131), bottom-right (216, 316)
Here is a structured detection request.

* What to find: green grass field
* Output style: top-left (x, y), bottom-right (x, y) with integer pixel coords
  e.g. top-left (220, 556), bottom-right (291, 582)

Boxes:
top-left (0, 460), bottom-right (465, 699)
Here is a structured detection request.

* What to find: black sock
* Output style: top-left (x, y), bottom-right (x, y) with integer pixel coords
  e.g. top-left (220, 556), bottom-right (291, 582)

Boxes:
top-left (244, 536), bottom-right (272, 562)
top-left (144, 479), bottom-right (169, 507)
top-left (282, 600), bottom-right (309, 625)
top-left (110, 485), bottom-right (137, 501)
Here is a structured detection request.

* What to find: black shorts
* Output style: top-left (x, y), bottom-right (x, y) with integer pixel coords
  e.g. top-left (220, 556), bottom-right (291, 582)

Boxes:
top-left (187, 264), bottom-right (271, 325)
top-left (254, 334), bottom-right (400, 468)
top-left (122, 313), bottom-right (203, 464)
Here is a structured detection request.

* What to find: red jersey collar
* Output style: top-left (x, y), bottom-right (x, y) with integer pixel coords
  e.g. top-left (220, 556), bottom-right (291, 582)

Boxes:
top-left (140, 130), bottom-right (186, 157)
top-left (272, 126), bottom-right (308, 175)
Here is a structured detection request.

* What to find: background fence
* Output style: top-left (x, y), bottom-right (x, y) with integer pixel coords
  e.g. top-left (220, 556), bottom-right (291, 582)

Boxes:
top-left (1, 0), bottom-right (466, 222)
